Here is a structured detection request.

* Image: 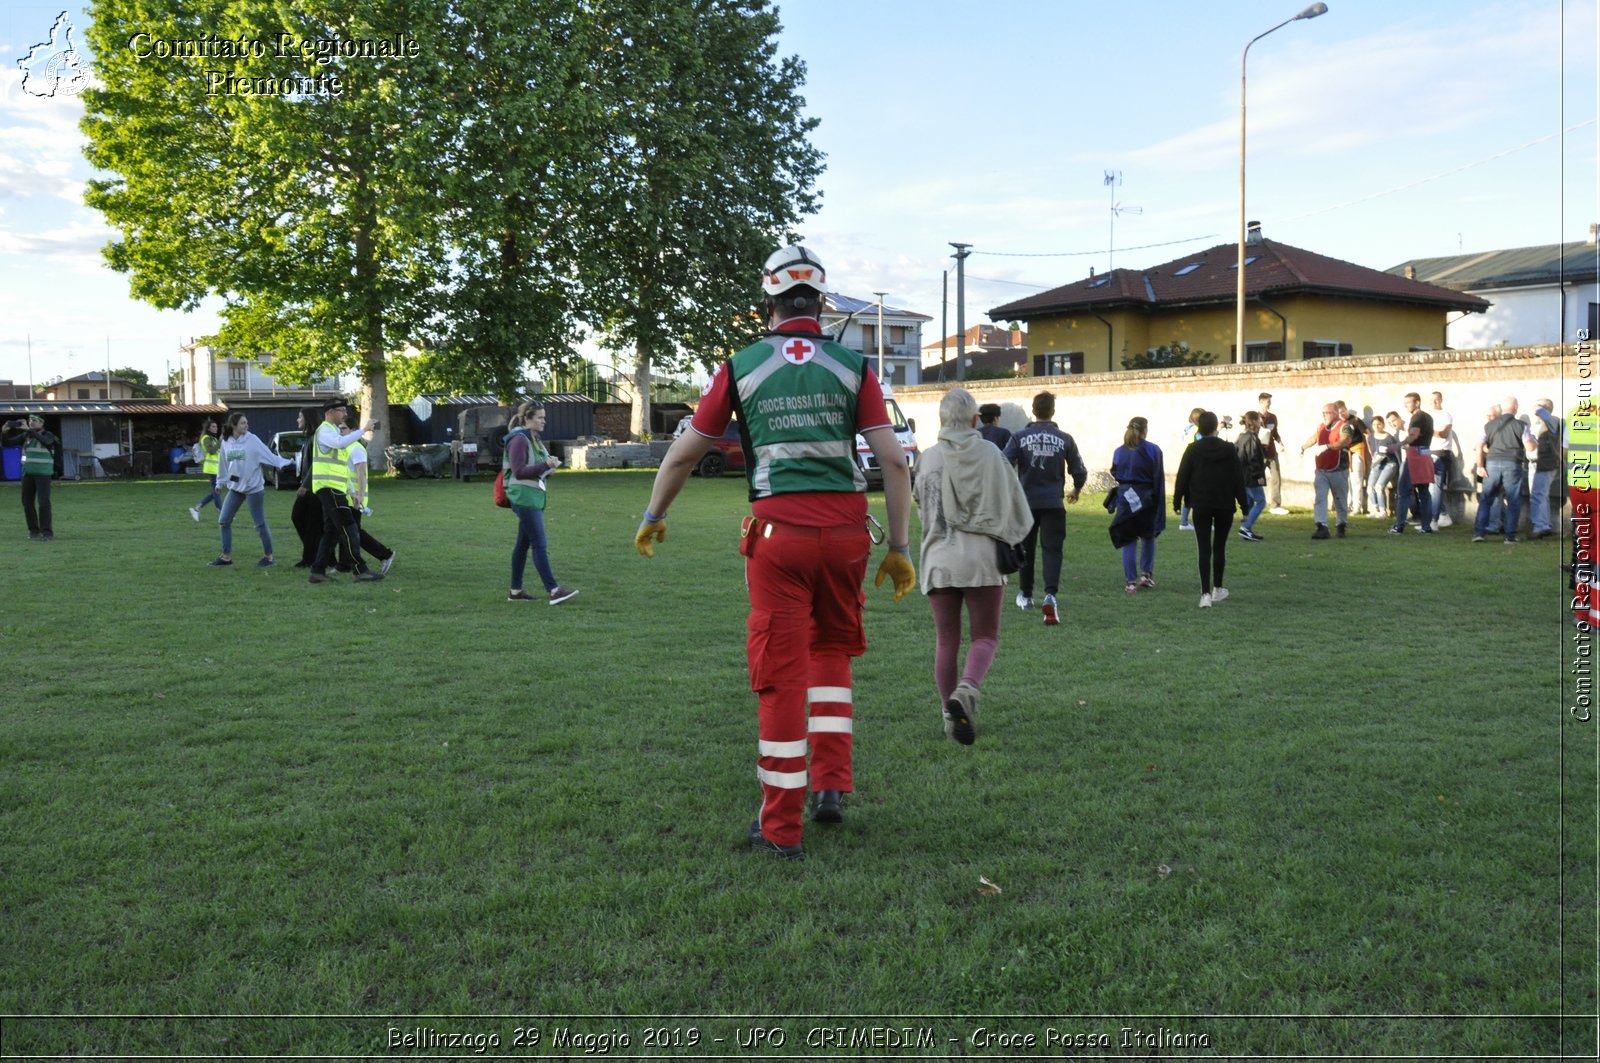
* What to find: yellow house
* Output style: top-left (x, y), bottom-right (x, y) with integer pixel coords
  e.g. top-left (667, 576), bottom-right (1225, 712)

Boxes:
top-left (989, 230), bottom-right (1490, 375)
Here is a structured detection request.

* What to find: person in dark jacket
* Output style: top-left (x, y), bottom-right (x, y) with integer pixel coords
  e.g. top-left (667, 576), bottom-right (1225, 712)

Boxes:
top-left (976, 403), bottom-right (1011, 450)
top-left (1173, 410), bottom-right (1249, 608)
top-left (1108, 416), bottom-right (1165, 594)
top-left (3, 414), bottom-right (58, 540)
top-left (291, 406), bottom-right (324, 567)
top-left (1001, 390), bottom-right (1087, 626)
top-left (1235, 410), bottom-right (1268, 541)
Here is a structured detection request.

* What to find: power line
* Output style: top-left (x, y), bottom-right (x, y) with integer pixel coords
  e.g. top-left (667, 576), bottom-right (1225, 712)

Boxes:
top-left (973, 234), bottom-right (1221, 258)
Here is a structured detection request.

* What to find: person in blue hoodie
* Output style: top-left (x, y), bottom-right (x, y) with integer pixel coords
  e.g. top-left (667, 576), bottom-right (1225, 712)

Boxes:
top-left (1001, 390), bottom-right (1086, 626)
top-left (1108, 416), bottom-right (1165, 594)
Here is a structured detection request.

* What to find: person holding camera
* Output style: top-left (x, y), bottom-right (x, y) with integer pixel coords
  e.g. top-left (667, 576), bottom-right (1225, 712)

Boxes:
top-left (307, 398), bottom-right (384, 583)
top-left (3, 414), bottom-right (58, 540)
top-left (209, 411), bottom-right (294, 567)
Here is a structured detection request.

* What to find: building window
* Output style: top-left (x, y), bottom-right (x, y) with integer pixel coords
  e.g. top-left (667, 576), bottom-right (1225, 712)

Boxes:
top-left (1587, 302), bottom-right (1598, 342)
top-left (1173, 263), bottom-right (1200, 276)
top-left (1033, 352), bottom-right (1082, 376)
top-left (228, 363), bottom-right (247, 389)
top-left (1238, 342), bottom-right (1284, 362)
top-left (1302, 341), bottom-right (1353, 359)
top-left (98, 389), bottom-right (108, 399)
top-left (889, 325), bottom-right (908, 345)
top-left (77, 388), bottom-right (89, 399)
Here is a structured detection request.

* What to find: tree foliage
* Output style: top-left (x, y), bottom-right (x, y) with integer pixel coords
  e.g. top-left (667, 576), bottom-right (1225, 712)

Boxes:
top-left (1120, 340), bottom-right (1217, 371)
top-left (81, 0), bottom-right (823, 444)
top-left (112, 367), bottom-right (164, 397)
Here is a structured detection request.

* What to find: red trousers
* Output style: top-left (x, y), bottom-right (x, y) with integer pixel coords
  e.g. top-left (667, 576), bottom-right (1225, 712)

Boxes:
top-left (1573, 486), bottom-right (1597, 628)
top-left (745, 522), bottom-right (870, 848)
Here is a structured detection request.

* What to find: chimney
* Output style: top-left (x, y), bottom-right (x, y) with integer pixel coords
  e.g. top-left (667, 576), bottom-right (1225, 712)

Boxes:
top-left (1246, 220), bottom-right (1263, 245)
top-left (1404, 265), bottom-right (1416, 280)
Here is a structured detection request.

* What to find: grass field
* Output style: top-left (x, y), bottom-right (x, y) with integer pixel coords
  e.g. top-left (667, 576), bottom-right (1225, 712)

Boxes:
top-left (0, 471), bottom-right (1593, 1059)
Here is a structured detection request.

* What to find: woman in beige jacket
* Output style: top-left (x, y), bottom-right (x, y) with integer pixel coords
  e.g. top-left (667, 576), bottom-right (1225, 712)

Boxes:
top-left (914, 388), bottom-right (1034, 745)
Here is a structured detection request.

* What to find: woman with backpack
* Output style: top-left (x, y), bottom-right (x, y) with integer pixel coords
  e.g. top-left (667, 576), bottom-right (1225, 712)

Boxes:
top-left (188, 419), bottom-right (223, 521)
top-left (1108, 416), bottom-right (1166, 595)
top-left (503, 401), bottom-right (577, 604)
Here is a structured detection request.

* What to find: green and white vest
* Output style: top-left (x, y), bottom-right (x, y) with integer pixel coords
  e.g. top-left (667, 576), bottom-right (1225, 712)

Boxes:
top-left (729, 333), bottom-right (865, 500)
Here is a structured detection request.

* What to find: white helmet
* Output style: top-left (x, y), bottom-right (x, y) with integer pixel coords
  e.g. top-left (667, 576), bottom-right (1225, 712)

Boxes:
top-left (761, 244), bottom-right (826, 298)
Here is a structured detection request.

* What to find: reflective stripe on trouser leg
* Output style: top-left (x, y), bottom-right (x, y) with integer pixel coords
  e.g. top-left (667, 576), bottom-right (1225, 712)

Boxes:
top-left (806, 656), bottom-right (853, 792)
top-left (755, 711), bottom-right (807, 848)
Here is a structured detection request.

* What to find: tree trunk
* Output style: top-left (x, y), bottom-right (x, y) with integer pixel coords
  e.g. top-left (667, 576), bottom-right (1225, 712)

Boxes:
top-left (361, 363), bottom-right (390, 471)
top-left (631, 346), bottom-right (653, 440)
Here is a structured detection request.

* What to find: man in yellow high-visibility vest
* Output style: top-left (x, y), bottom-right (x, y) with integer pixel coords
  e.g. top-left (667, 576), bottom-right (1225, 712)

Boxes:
top-left (308, 398), bottom-right (383, 584)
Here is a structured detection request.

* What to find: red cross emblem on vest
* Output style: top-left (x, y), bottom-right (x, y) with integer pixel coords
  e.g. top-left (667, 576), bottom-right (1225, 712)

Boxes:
top-left (781, 338), bottom-right (815, 365)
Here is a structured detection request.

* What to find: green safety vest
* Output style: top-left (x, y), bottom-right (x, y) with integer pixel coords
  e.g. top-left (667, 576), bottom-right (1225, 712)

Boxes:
top-left (310, 421), bottom-right (352, 493)
top-left (1569, 401), bottom-right (1597, 492)
top-left (729, 332), bottom-right (865, 501)
top-left (21, 434), bottom-right (52, 476)
top-left (502, 427), bottom-right (548, 510)
top-left (200, 434), bottom-right (220, 474)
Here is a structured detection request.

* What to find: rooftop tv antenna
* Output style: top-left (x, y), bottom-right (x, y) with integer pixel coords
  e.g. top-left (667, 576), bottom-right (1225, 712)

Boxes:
top-left (1105, 169), bottom-right (1142, 272)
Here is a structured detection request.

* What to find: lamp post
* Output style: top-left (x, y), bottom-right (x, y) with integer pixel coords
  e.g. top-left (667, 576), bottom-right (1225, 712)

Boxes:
top-left (872, 291), bottom-right (887, 383)
top-left (1237, 2), bottom-right (1328, 364)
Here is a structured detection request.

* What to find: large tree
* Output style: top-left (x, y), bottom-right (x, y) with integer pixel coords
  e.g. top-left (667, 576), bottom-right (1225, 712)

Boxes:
top-left (83, 0), bottom-right (453, 463)
top-left (579, 0), bottom-right (824, 436)
top-left (83, 0), bottom-right (824, 443)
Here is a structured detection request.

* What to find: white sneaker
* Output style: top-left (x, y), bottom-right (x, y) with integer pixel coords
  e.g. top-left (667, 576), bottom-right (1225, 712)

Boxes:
top-left (1269, 506), bottom-right (1290, 515)
top-left (1211, 587), bottom-right (1229, 603)
top-left (1437, 514), bottom-right (1453, 528)
top-left (188, 506), bottom-right (200, 522)
top-left (381, 551), bottom-right (396, 575)
top-left (1015, 593), bottom-right (1034, 611)
top-left (1199, 592), bottom-right (1212, 608)
top-left (1177, 523), bottom-right (1194, 532)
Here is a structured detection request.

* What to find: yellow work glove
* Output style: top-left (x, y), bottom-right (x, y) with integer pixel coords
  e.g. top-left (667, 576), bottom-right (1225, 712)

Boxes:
top-left (635, 511), bottom-right (667, 557)
top-left (873, 546), bottom-right (916, 602)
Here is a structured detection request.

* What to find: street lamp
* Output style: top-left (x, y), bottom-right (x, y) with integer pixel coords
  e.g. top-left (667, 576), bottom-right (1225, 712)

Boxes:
top-left (950, 242), bottom-right (972, 382)
top-left (1236, 2), bottom-right (1328, 364)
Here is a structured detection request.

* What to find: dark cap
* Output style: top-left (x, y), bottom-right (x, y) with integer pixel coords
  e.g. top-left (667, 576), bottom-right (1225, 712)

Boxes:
top-left (322, 397), bottom-right (348, 412)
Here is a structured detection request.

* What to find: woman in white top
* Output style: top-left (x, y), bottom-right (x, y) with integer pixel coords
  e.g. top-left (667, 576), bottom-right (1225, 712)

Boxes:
top-left (210, 412), bottom-right (294, 568)
top-left (914, 388), bottom-right (1033, 745)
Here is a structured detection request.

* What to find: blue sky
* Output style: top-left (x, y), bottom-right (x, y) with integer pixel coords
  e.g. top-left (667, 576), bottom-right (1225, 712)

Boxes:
top-left (0, 0), bottom-right (1594, 388)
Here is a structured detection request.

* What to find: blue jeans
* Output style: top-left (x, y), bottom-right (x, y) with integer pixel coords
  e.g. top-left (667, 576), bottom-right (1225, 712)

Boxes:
top-left (219, 489), bottom-right (272, 556)
top-left (511, 503), bottom-right (558, 592)
top-left (1430, 453), bottom-right (1449, 521)
top-left (1530, 468), bottom-right (1555, 534)
top-left (1121, 537), bottom-right (1156, 582)
top-left (1368, 461), bottom-right (1397, 510)
top-left (196, 475), bottom-right (222, 511)
top-left (1242, 486), bottom-right (1266, 532)
top-left (1393, 454), bottom-right (1433, 531)
top-left (1474, 460), bottom-right (1525, 539)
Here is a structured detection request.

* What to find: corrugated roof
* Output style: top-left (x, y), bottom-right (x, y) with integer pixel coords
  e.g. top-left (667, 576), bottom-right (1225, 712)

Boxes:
top-left (990, 239), bottom-right (1490, 319)
top-left (1387, 240), bottom-right (1600, 290)
top-left (1, 400), bottom-right (228, 415)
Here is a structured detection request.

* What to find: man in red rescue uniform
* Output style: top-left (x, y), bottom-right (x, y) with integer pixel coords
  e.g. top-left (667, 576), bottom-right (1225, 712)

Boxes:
top-left (635, 244), bottom-right (915, 862)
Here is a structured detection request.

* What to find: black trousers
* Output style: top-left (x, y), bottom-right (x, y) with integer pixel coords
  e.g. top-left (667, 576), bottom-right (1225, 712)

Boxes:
top-left (353, 513), bottom-right (391, 563)
top-left (21, 473), bottom-right (51, 534)
top-left (1018, 506), bottom-right (1065, 598)
top-left (291, 491), bottom-right (321, 565)
top-left (1192, 511), bottom-right (1234, 593)
top-left (312, 488), bottom-right (367, 574)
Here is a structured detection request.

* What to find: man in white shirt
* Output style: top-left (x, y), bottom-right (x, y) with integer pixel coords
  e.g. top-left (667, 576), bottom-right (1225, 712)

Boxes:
top-left (347, 439), bottom-right (396, 574)
top-left (1429, 390), bottom-right (1454, 528)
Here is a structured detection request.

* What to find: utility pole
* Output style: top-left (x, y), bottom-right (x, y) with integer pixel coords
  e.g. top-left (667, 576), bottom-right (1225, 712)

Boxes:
top-left (872, 291), bottom-right (887, 383)
top-left (950, 243), bottom-right (972, 382)
top-left (939, 270), bottom-right (948, 383)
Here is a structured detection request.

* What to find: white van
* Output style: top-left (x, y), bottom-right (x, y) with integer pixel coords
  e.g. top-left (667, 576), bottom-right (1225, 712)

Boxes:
top-left (855, 384), bottom-right (918, 487)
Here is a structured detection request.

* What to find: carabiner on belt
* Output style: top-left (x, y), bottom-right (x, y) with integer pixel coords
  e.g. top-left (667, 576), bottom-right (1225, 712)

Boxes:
top-left (865, 513), bottom-right (885, 545)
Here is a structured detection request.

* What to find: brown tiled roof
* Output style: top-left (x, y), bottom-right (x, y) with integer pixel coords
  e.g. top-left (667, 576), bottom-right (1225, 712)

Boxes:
top-left (989, 239), bottom-right (1491, 319)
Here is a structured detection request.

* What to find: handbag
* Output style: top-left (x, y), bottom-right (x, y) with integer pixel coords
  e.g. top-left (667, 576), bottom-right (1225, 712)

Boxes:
top-left (995, 537), bottom-right (1025, 575)
top-left (493, 468), bottom-right (511, 508)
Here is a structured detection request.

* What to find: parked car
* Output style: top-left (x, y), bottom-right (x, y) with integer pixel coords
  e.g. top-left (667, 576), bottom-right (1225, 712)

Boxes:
top-left (674, 418), bottom-right (746, 478)
top-left (853, 386), bottom-right (919, 488)
top-left (270, 430), bottom-right (304, 490)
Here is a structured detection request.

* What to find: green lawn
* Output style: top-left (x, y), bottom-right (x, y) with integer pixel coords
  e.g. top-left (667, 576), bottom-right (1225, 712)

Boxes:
top-left (0, 472), bottom-right (1592, 1058)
